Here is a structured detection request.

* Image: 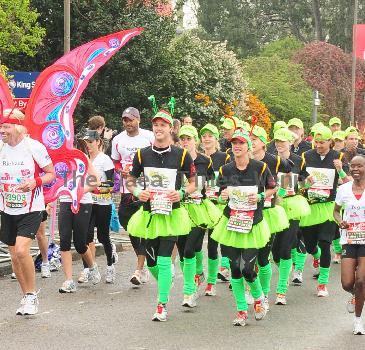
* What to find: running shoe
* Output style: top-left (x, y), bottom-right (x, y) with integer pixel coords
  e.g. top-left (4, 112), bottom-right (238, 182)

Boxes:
top-left (245, 290), bottom-right (254, 305)
top-left (347, 295), bottom-right (356, 313)
top-left (353, 318), bottom-right (365, 335)
top-left (182, 294), bottom-right (197, 308)
top-left (312, 258), bottom-right (320, 279)
top-left (263, 295), bottom-right (270, 311)
top-left (130, 270), bottom-right (142, 286)
top-left (152, 303), bottom-right (167, 322)
top-left (59, 280), bottom-right (77, 293)
top-left (253, 299), bottom-right (267, 320)
top-left (89, 264), bottom-right (101, 285)
top-left (232, 311), bottom-right (248, 326)
top-left (41, 263), bottom-right (51, 278)
top-left (11, 272), bottom-right (17, 281)
top-left (205, 283), bottom-right (216, 296)
top-left (140, 268), bottom-right (150, 284)
top-left (275, 293), bottom-right (287, 305)
top-left (217, 267), bottom-right (230, 282)
top-left (292, 270), bottom-right (303, 286)
top-left (16, 295), bottom-right (26, 316)
top-left (112, 243), bottom-right (119, 264)
top-left (317, 284), bottom-right (329, 297)
top-left (105, 265), bottom-right (116, 284)
top-left (23, 293), bottom-right (39, 315)
top-left (332, 253), bottom-right (341, 264)
top-left (78, 268), bottom-right (90, 284)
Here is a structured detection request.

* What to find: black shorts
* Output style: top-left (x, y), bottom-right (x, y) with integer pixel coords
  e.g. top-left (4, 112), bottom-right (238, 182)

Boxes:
top-left (0, 211), bottom-right (43, 246)
top-left (342, 244), bottom-right (365, 259)
top-left (118, 193), bottom-right (142, 229)
top-left (41, 210), bottom-right (48, 223)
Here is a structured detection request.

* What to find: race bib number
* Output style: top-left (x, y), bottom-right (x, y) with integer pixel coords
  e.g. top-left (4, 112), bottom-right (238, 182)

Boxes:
top-left (92, 192), bottom-right (112, 203)
top-left (227, 210), bottom-right (254, 233)
top-left (228, 186), bottom-right (258, 211)
top-left (307, 188), bottom-right (330, 203)
top-left (277, 172), bottom-right (298, 196)
top-left (306, 167), bottom-right (335, 203)
top-left (150, 190), bottom-right (172, 215)
top-left (346, 222), bottom-right (365, 244)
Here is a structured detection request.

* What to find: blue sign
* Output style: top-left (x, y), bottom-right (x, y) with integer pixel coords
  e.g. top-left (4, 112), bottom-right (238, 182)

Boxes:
top-left (8, 71), bottom-right (40, 98)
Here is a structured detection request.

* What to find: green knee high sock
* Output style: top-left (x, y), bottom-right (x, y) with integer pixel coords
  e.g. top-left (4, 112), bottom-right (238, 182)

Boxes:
top-left (295, 252), bottom-right (307, 272)
top-left (276, 258), bottom-right (292, 295)
top-left (318, 266), bottom-right (330, 285)
top-left (258, 263), bottom-right (272, 296)
top-left (291, 248), bottom-right (297, 266)
top-left (195, 251), bottom-right (204, 275)
top-left (313, 246), bottom-right (321, 260)
top-left (207, 258), bottom-right (219, 284)
top-left (157, 256), bottom-right (172, 304)
top-left (148, 265), bottom-right (159, 281)
top-left (246, 278), bottom-right (263, 300)
top-left (231, 278), bottom-right (248, 312)
top-left (183, 256), bottom-right (197, 295)
top-left (333, 238), bottom-right (342, 254)
top-left (220, 256), bottom-right (230, 269)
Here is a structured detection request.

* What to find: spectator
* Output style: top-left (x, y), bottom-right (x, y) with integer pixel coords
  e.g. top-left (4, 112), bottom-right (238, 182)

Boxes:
top-left (182, 115), bottom-right (193, 126)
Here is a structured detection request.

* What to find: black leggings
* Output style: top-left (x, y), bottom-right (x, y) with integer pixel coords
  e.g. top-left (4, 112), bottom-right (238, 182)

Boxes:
top-left (302, 221), bottom-right (337, 268)
top-left (257, 234), bottom-right (275, 267)
top-left (207, 229), bottom-right (218, 260)
top-left (272, 220), bottom-right (300, 263)
top-left (145, 237), bottom-right (176, 267)
top-left (129, 235), bottom-right (146, 256)
top-left (293, 229), bottom-right (307, 254)
top-left (177, 227), bottom-right (206, 261)
top-left (226, 246), bottom-right (258, 282)
top-left (59, 202), bottom-right (92, 254)
top-left (85, 204), bottom-right (113, 266)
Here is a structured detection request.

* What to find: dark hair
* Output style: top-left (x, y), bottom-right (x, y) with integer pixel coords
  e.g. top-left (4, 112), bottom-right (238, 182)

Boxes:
top-left (74, 138), bottom-right (89, 157)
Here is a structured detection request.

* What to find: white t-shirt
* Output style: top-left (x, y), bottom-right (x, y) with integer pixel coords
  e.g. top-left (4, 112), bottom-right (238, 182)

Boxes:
top-left (0, 138), bottom-right (52, 215)
top-left (111, 129), bottom-right (153, 193)
top-left (91, 152), bottom-right (114, 205)
top-left (335, 181), bottom-right (365, 245)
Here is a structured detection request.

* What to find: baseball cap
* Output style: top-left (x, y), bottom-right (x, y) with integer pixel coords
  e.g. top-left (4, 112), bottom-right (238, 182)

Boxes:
top-left (251, 125), bottom-right (268, 144)
top-left (179, 125), bottom-right (199, 141)
top-left (274, 128), bottom-right (295, 142)
top-left (329, 117), bottom-right (341, 126)
top-left (332, 130), bottom-right (346, 141)
top-left (345, 126), bottom-right (360, 139)
top-left (152, 110), bottom-right (174, 125)
top-left (231, 129), bottom-right (252, 150)
top-left (273, 121), bottom-right (287, 133)
top-left (287, 118), bottom-right (304, 129)
top-left (122, 107), bottom-right (140, 120)
top-left (314, 126), bottom-right (332, 141)
top-left (200, 124), bottom-right (219, 140)
top-left (310, 122), bottom-right (324, 135)
top-left (82, 129), bottom-right (100, 141)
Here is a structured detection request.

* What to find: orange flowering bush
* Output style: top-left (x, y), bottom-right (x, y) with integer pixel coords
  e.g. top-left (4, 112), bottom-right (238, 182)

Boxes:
top-left (245, 94), bottom-right (272, 134)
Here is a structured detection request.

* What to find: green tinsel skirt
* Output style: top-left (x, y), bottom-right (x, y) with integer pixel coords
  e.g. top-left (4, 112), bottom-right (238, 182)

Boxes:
top-left (262, 205), bottom-right (289, 234)
top-left (299, 201), bottom-right (335, 227)
top-left (183, 198), bottom-right (222, 228)
top-left (279, 195), bottom-right (311, 221)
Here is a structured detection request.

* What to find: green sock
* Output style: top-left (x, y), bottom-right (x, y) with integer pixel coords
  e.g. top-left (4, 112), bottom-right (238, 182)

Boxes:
top-left (207, 258), bottom-right (219, 284)
top-left (220, 256), bottom-right (230, 269)
top-left (148, 265), bottom-right (159, 281)
top-left (179, 259), bottom-right (184, 273)
top-left (295, 252), bottom-right (307, 272)
top-left (276, 258), bottom-right (292, 294)
top-left (157, 256), bottom-right (172, 304)
top-left (333, 238), bottom-right (342, 254)
top-left (195, 251), bottom-right (204, 275)
top-left (291, 248), bottom-right (297, 266)
top-left (318, 266), bottom-right (330, 285)
top-left (313, 246), bottom-right (321, 260)
top-left (183, 257), bottom-right (197, 295)
top-left (247, 278), bottom-right (263, 299)
top-left (231, 278), bottom-right (248, 311)
top-left (258, 263), bottom-right (272, 296)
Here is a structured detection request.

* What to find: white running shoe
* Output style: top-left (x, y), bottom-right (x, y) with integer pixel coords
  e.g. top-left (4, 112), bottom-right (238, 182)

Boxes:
top-left (245, 290), bottom-right (254, 305)
top-left (140, 268), bottom-right (150, 284)
top-left (232, 311), bottom-right (248, 326)
top-left (89, 264), bottom-right (101, 285)
top-left (275, 293), bottom-right (287, 305)
top-left (182, 294), bottom-right (197, 308)
top-left (23, 293), bottom-right (39, 315)
top-left (347, 295), bottom-right (356, 313)
top-left (152, 303), bottom-right (167, 322)
top-left (130, 270), bottom-right (142, 286)
top-left (59, 280), bottom-right (77, 293)
top-left (11, 272), bottom-right (17, 281)
top-left (317, 284), bottom-right (329, 297)
top-left (263, 296), bottom-right (270, 311)
top-left (253, 298), bottom-right (267, 320)
top-left (205, 283), bottom-right (216, 296)
top-left (112, 243), bottom-right (119, 264)
top-left (292, 270), bottom-right (303, 286)
top-left (105, 265), bottom-right (116, 284)
top-left (78, 268), bottom-right (90, 284)
top-left (41, 263), bottom-right (51, 278)
top-left (353, 318), bottom-right (365, 335)
top-left (217, 267), bottom-right (230, 282)
top-left (16, 295), bottom-right (26, 316)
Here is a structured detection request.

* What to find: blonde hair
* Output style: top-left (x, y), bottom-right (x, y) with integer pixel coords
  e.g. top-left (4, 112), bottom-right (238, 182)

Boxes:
top-left (3, 109), bottom-right (27, 134)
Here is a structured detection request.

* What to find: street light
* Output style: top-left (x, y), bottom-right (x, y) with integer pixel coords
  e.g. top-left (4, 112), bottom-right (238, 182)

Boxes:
top-left (350, 0), bottom-right (359, 126)
top-left (312, 90), bottom-right (320, 124)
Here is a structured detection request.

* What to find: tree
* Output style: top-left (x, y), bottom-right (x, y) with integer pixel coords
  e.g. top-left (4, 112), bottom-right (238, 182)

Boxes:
top-left (0, 0), bottom-right (45, 56)
top-left (260, 36), bottom-right (304, 60)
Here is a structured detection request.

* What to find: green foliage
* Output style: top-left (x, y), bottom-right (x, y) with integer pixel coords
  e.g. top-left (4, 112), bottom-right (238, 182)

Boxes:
top-left (260, 37), bottom-right (304, 60)
top-left (0, 0), bottom-right (45, 56)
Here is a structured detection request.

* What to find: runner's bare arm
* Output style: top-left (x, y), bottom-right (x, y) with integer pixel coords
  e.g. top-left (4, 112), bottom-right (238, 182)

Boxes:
top-left (333, 203), bottom-right (348, 229)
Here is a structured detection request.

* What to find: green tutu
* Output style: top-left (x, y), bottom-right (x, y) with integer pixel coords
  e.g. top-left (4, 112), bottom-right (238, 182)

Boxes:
top-left (183, 199), bottom-right (221, 228)
top-left (279, 195), bottom-right (311, 221)
top-left (263, 205), bottom-right (289, 234)
top-left (127, 207), bottom-right (191, 239)
top-left (299, 201), bottom-right (335, 227)
top-left (211, 216), bottom-right (270, 249)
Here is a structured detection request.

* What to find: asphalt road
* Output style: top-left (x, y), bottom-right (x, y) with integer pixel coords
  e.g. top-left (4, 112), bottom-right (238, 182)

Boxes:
top-left (0, 244), bottom-right (364, 350)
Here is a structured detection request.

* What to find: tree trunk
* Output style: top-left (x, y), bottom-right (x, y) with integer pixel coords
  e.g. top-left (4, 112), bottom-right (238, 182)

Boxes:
top-left (311, 0), bottom-right (323, 41)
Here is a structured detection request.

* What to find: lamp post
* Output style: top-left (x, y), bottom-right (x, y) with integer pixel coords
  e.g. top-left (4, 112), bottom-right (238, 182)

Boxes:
top-left (350, 0), bottom-right (359, 126)
top-left (312, 90), bottom-right (320, 124)
top-left (64, 0), bottom-right (71, 54)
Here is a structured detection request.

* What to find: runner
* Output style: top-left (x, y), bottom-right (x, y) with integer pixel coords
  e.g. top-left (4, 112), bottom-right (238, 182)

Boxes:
top-left (111, 107), bottom-right (153, 286)
top-left (211, 129), bottom-right (277, 326)
top-left (334, 155), bottom-right (365, 335)
top-left (328, 117), bottom-right (342, 134)
top-left (126, 110), bottom-right (196, 322)
top-left (266, 121), bottom-right (287, 155)
top-left (0, 108), bottom-right (55, 315)
top-left (287, 118), bottom-right (312, 156)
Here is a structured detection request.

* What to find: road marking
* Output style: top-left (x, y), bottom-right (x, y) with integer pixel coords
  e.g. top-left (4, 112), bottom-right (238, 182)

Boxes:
top-left (108, 291), bottom-right (123, 295)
